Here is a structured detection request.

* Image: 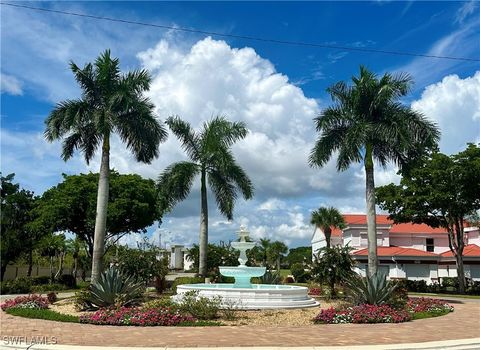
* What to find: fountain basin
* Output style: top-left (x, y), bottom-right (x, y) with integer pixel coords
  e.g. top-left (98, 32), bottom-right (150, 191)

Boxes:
top-left (174, 283), bottom-right (320, 310)
top-left (219, 266), bottom-right (266, 288)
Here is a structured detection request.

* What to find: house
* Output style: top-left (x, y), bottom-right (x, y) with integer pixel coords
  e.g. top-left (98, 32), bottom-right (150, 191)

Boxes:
top-left (311, 214), bottom-right (480, 283)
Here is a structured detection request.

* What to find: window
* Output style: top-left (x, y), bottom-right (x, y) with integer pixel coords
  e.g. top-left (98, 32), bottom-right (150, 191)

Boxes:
top-left (426, 238), bottom-right (434, 252)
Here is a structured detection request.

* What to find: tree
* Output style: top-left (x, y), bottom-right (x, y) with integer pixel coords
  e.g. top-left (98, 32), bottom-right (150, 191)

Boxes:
top-left (267, 241), bottom-right (288, 271)
top-left (38, 233), bottom-right (66, 282)
top-left (34, 172), bottom-right (160, 259)
top-left (44, 50), bottom-right (167, 283)
top-left (186, 243), bottom-right (239, 275)
top-left (285, 246), bottom-right (312, 267)
top-left (376, 143), bottom-right (480, 293)
top-left (309, 66), bottom-right (440, 276)
top-left (158, 116), bottom-right (254, 276)
top-left (311, 245), bottom-right (354, 297)
top-left (310, 206), bottom-right (346, 248)
top-left (0, 174), bottom-right (40, 281)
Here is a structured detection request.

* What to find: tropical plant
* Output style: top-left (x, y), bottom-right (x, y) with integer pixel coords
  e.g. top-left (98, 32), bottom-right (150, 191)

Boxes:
top-left (345, 272), bottom-right (397, 306)
top-left (258, 270), bottom-right (281, 284)
top-left (185, 243), bottom-right (239, 275)
top-left (87, 268), bottom-right (145, 308)
top-left (44, 50), bottom-right (167, 283)
top-left (311, 245), bottom-right (354, 297)
top-left (309, 66), bottom-right (440, 276)
top-left (158, 116), bottom-right (254, 276)
top-left (310, 207), bottom-right (346, 249)
top-left (285, 246), bottom-right (311, 267)
top-left (177, 290), bottom-right (221, 320)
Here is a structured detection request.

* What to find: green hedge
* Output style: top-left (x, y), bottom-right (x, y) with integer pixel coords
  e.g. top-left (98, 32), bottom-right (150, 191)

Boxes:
top-left (5, 308), bottom-right (79, 323)
top-left (171, 277), bottom-right (205, 293)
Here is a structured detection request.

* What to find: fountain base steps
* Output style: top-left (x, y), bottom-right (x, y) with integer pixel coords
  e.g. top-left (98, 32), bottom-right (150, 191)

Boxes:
top-left (174, 283), bottom-right (320, 310)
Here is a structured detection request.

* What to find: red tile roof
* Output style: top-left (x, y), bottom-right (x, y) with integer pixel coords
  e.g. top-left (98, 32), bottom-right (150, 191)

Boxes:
top-left (343, 214), bottom-right (392, 226)
top-left (390, 222), bottom-right (447, 234)
top-left (353, 246), bottom-right (439, 257)
top-left (440, 244), bottom-right (480, 257)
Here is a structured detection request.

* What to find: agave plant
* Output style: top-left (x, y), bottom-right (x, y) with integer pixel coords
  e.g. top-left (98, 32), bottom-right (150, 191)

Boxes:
top-left (345, 272), bottom-right (397, 306)
top-left (259, 270), bottom-right (281, 285)
top-left (88, 268), bottom-right (145, 308)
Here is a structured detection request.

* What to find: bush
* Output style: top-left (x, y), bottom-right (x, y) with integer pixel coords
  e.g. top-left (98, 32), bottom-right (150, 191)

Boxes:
top-left (0, 277), bottom-right (32, 294)
top-left (74, 288), bottom-right (95, 311)
top-left (80, 307), bottom-right (194, 326)
top-left (283, 276), bottom-right (295, 284)
top-left (5, 308), bottom-right (79, 323)
top-left (291, 263), bottom-right (306, 282)
top-left (143, 297), bottom-right (179, 312)
top-left (172, 277), bottom-right (204, 293)
top-left (467, 281), bottom-right (480, 295)
top-left (1, 294), bottom-right (49, 311)
top-left (47, 292), bottom-right (57, 304)
top-left (314, 304), bottom-right (411, 324)
top-left (88, 268), bottom-right (145, 309)
top-left (308, 286), bottom-right (322, 296)
top-left (259, 270), bottom-right (281, 284)
top-left (345, 272), bottom-right (397, 305)
top-left (31, 276), bottom-right (51, 285)
top-left (57, 274), bottom-right (76, 288)
top-left (406, 279), bottom-right (428, 293)
top-left (406, 297), bottom-right (454, 314)
top-left (177, 291), bottom-right (221, 320)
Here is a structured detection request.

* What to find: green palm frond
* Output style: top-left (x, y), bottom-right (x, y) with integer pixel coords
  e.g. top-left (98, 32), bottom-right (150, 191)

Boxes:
top-left (157, 161), bottom-right (200, 214)
top-left (207, 169), bottom-right (236, 219)
top-left (166, 116), bottom-right (201, 161)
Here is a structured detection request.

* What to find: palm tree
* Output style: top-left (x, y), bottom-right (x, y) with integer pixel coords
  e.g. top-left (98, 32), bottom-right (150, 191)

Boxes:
top-left (310, 206), bottom-right (346, 249)
top-left (45, 50), bottom-right (167, 283)
top-left (158, 116), bottom-right (254, 277)
top-left (309, 66), bottom-right (440, 276)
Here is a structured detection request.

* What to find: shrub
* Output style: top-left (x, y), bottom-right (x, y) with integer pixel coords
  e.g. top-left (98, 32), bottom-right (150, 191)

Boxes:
top-left (406, 279), bottom-right (429, 293)
top-left (1, 294), bottom-right (49, 311)
top-left (31, 276), bottom-right (51, 285)
top-left (177, 291), bottom-right (221, 320)
top-left (308, 286), bottom-right (322, 296)
top-left (80, 307), bottom-right (194, 326)
top-left (47, 292), bottom-right (57, 304)
top-left (74, 288), bottom-right (95, 311)
top-left (5, 308), bottom-right (79, 323)
top-left (345, 272), bottom-right (397, 305)
top-left (291, 263), bottom-right (306, 282)
top-left (467, 281), bottom-right (480, 295)
top-left (0, 277), bottom-right (32, 294)
top-left (57, 274), bottom-right (76, 288)
top-left (314, 304), bottom-right (411, 324)
top-left (87, 268), bottom-right (145, 309)
top-left (143, 297), bottom-right (179, 312)
top-left (259, 270), bottom-right (281, 284)
top-left (283, 276), bottom-right (295, 284)
top-left (172, 277), bottom-right (204, 293)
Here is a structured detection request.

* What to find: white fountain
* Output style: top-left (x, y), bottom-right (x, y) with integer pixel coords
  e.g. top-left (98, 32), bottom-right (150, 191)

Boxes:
top-left (174, 226), bottom-right (319, 309)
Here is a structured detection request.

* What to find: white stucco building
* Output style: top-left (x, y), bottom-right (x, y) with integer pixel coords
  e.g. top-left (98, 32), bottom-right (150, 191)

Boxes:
top-left (311, 214), bottom-right (480, 282)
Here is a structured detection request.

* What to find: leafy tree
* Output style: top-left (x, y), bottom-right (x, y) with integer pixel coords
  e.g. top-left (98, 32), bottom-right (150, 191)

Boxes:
top-left (310, 206), bottom-right (346, 248)
top-left (44, 50), bottom-right (167, 282)
top-left (250, 238), bottom-right (271, 267)
top-left (0, 174), bottom-right (40, 281)
top-left (309, 66), bottom-right (440, 276)
top-left (186, 243), bottom-right (239, 275)
top-left (285, 246), bottom-right (312, 267)
top-left (267, 241), bottom-right (288, 271)
top-left (158, 116), bottom-right (254, 276)
top-left (113, 242), bottom-right (169, 289)
top-left (311, 245), bottom-right (355, 297)
top-left (35, 171), bottom-right (160, 259)
top-left (376, 143), bottom-right (480, 294)
top-left (38, 233), bottom-right (66, 282)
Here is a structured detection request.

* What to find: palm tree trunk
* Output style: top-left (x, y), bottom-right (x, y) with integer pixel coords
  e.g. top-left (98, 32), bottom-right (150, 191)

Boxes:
top-left (324, 228), bottom-right (332, 249)
top-left (91, 135), bottom-right (110, 283)
top-left (199, 168), bottom-right (208, 277)
top-left (365, 143), bottom-right (378, 277)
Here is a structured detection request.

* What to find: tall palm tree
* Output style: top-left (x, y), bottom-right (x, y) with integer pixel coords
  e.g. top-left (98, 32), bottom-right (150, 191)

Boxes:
top-left (309, 66), bottom-right (440, 276)
top-left (45, 50), bottom-right (167, 283)
top-left (310, 206), bottom-right (346, 249)
top-left (158, 116), bottom-right (254, 277)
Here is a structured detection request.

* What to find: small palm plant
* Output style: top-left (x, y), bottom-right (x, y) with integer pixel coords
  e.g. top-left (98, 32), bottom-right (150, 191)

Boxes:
top-left (88, 268), bottom-right (145, 308)
top-left (345, 272), bottom-right (397, 306)
top-left (310, 206), bottom-right (346, 248)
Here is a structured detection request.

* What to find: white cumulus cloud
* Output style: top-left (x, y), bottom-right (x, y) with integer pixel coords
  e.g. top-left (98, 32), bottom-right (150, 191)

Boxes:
top-left (1, 73), bottom-right (23, 95)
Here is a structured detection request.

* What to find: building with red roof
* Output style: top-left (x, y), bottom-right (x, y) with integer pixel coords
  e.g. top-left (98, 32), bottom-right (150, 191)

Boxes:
top-left (311, 214), bottom-right (480, 283)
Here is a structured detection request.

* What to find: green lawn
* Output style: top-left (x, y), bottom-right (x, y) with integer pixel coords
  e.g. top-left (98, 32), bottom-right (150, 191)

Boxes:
top-left (279, 269), bottom-right (291, 277)
top-left (6, 308), bottom-right (80, 323)
top-left (409, 292), bottom-right (480, 300)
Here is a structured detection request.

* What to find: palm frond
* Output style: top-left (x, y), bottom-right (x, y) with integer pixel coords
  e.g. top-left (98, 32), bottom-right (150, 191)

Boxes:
top-left (207, 169), bottom-right (236, 220)
top-left (165, 116), bottom-right (201, 161)
top-left (157, 161), bottom-right (200, 214)
top-left (44, 99), bottom-right (91, 141)
top-left (201, 116), bottom-right (248, 155)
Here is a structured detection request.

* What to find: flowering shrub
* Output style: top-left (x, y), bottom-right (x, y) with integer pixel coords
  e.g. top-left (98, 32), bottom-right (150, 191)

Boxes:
top-left (407, 297), bottom-right (454, 313)
top-left (314, 304), bottom-right (411, 324)
top-left (80, 307), bottom-right (195, 326)
top-left (1, 295), bottom-right (49, 311)
top-left (308, 287), bottom-right (322, 296)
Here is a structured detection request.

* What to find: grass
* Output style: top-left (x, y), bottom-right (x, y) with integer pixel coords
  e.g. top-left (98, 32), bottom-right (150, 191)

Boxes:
top-left (177, 320), bottom-right (222, 326)
top-left (279, 269), bottom-right (291, 277)
top-left (412, 309), bottom-right (451, 320)
top-left (6, 308), bottom-right (80, 323)
top-left (409, 292), bottom-right (480, 300)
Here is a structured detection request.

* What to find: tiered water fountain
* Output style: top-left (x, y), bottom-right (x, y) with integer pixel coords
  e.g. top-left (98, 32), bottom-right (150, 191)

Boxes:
top-left (175, 226), bottom-right (319, 309)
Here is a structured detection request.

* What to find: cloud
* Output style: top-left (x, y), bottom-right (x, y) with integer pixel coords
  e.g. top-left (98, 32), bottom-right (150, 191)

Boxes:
top-left (411, 71), bottom-right (480, 153)
top-left (1, 73), bottom-right (23, 95)
top-left (455, 1), bottom-right (477, 24)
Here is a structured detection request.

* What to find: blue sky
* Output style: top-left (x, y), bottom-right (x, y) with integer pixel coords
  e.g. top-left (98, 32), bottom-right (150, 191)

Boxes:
top-left (1, 1), bottom-right (479, 248)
